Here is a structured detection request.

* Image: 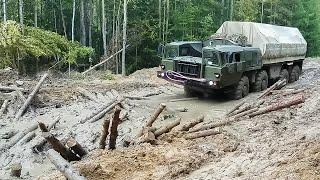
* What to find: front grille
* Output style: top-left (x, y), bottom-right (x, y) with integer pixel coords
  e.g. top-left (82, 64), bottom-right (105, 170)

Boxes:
top-left (176, 62), bottom-right (201, 78)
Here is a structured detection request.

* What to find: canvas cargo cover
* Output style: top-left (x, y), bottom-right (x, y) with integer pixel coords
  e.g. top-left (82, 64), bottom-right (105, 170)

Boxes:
top-left (216, 21), bottom-right (307, 60)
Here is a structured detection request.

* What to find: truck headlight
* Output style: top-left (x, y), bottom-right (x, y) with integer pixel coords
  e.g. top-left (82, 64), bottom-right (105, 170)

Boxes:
top-left (209, 81), bottom-right (214, 86)
top-left (215, 73), bottom-right (221, 78)
top-left (161, 73), bottom-right (165, 77)
top-left (160, 65), bottom-right (165, 70)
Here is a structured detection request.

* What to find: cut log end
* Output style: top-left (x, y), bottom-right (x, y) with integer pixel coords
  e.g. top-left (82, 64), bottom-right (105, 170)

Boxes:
top-left (10, 163), bottom-right (22, 177)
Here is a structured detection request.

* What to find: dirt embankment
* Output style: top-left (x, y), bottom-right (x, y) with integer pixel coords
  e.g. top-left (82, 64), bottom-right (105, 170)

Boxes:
top-left (1, 59), bottom-right (320, 180)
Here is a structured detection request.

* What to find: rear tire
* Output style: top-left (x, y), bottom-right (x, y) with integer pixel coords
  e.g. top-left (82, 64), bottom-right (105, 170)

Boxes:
top-left (279, 69), bottom-right (290, 84)
top-left (253, 70), bottom-right (268, 92)
top-left (290, 66), bottom-right (300, 83)
top-left (228, 76), bottom-right (249, 100)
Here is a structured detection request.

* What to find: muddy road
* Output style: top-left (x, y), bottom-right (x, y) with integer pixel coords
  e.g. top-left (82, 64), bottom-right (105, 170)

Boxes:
top-left (0, 58), bottom-right (320, 179)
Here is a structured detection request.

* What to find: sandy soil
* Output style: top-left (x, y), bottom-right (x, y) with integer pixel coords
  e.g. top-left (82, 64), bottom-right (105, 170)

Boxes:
top-left (1, 59), bottom-right (320, 180)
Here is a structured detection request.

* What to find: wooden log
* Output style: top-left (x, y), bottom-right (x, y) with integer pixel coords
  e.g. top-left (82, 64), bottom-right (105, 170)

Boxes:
top-left (38, 122), bottom-right (49, 132)
top-left (47, 149), bottom-right (86, 180)
top-left (15, 73), bottom-right (48, 119)
top-left (146, 103), bottom-right (166, 127)
top-left (178, 115), bottom-right (204, 131)
top-left (258, 79), bottom-right (285, 99)
top-left (185, 129), bottom-right (221, 140)
top-left (0, 123), bottom-right (38, 152)
top-left (108, 105), bottom-right (122, 150)
top-left (0, 86), bottom-right (26, 92)
top-left (225, 101), bottom-right (245, 117)
top-left (18, 131), bottom-right (36, 145)
top-left (16, 90), bottom-right (26, 102)
top-left (78, 87), bottom-right (100, 103)
top-left (249, 95), bottom-right (305, 118)
top-left (232, 107), bottom-right (259, 120)
top-left (136, 103), bottom-right (166, 138)
top-left (99, 116), bottom-right (110, 149)
top-left (0, 99), bottom-right (9, 116)
top-left (10, 163), bottom-right (22, 177)
top-left (229, 103), bottom-right (251, 117)
top-left (154, 118), bottom-right (181, 137)
top-left (90, 100), bottom-right (123, 123)
top-left (137, 127), bottom-right (157, 145)
top-left (169, 97), bottom-right (198, 102)
top-left (82, 46), bottom-right (128, 75)
top-left (280, 89), bottom-right (305, 96)
top-left (66, 138), bottom-right (87, 157)
top-left (31, 117), bottom-right (61, 152)
top-left (42, 132), bottom-right (80, 161)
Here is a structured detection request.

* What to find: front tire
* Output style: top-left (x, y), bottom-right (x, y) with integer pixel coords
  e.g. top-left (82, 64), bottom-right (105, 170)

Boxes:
top-left (228, 76), bottom-right (250, 100)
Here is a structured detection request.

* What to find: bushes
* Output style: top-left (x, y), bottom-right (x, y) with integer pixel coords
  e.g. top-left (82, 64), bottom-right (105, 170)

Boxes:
top-left (0, 21), bottom-right (94, 72)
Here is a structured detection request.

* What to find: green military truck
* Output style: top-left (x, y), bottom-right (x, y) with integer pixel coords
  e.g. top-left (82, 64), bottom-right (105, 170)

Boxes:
top-left (157, 21), bottom-right (307, 99)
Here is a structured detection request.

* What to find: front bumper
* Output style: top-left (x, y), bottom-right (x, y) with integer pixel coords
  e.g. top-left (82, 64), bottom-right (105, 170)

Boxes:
top-left (157, 70), bottom-right (221, 90)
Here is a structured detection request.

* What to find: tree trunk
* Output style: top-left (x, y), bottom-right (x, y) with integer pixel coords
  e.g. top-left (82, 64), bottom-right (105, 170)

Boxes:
top-left (19, 0), bottom-right (24, 27)
top-left (88, 0), bottom-right (93, 47)
top-left (72, 0), bottom-right (76, 42)
top-left (121, 0), bottom-right (128, 76)
top-left (59, 0), bottom-right (67, 38)
top-left (165, 0), bottom-right (169, 43)
top-left (158, 0), bottom-right (161, 40)
top-left (108, 105), bottom-right (121, 149)
top-left (102, 0), bottom-right (107, 56)
top-left (230, 0), bottom-right (234, 21)
top-left (80, 0), bottom-right (86, 45)
top-left (2, 0), bottom-right (6, 22)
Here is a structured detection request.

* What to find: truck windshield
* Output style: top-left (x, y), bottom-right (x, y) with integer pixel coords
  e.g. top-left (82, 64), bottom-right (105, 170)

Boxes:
top-left (165, 46), bottom-right (178, 58)
top-left (203, 51), bottom-right (220, 66)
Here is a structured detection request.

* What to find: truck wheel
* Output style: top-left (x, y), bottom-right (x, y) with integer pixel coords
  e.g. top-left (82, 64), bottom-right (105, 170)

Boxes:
top-left (184, 86), bottom-right (195, 97)
top-left (253, 70), bottom-right (268, 92)
top-left (229, 76), bottom-right (249, 100)
top-left (290, 66), bottom-right (300, 83)
top-left (279, 69), bottom-right (289, 83)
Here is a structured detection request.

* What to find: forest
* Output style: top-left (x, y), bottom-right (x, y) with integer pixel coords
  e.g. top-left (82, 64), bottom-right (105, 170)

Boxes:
top-left (0, 0), bottom-right (320, 74)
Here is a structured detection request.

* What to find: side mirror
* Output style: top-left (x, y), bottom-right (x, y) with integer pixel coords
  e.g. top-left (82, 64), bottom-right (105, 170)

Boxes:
top-left (157, 44), bottom-right (165, 58)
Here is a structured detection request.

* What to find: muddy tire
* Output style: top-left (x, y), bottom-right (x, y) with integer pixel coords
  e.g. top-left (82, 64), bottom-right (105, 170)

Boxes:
top-left (290, 66), bottom-right (300, 83)
top-left (184, 86), bottom-right (195, 97)
top-left (279, 69), bottom-right (290, 84)
top-left (228, 76), bottom-right (249, 100)
top-left (253, 70), bottom-right (268, 92)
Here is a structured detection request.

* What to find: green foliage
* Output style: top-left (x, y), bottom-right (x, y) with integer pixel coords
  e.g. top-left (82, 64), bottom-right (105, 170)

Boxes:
top-left (0, 21), bottom-right (94, 69)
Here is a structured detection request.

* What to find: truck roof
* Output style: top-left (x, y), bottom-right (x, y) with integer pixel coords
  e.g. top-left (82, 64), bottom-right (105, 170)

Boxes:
top-left (203, 45), bottom-right (260, 53)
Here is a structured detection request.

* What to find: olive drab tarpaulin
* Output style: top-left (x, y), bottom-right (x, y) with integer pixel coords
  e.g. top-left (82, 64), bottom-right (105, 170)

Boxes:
top-left (216, 21), bottom-right (307, 60)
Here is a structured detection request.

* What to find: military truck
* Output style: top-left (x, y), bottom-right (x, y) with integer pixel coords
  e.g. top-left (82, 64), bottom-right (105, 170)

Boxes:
top-left (157, 21), bottom-right (307, 99)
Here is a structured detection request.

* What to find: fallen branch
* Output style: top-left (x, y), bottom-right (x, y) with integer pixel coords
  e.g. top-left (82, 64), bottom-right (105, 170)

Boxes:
top-left (82, 46), bottom-right (129, 75)
top-left (154, 118), bottom-right (181, 138)
top-left (249, 95), bottom-right (305, 118)
top-left (185, 129), bottom-right (221, 140)
top-left (47, 149), bottom-right (86, 180)
top-left (0, 99), bottom-right (9, 116)
top-left (15, 73), bottom-right (48, 119)
top-left (178, 115), bottom-right (204, 131)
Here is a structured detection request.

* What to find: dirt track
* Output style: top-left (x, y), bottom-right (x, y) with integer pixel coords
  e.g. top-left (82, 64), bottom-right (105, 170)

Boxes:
top-left (1, 58), bottom-right (320, 179)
